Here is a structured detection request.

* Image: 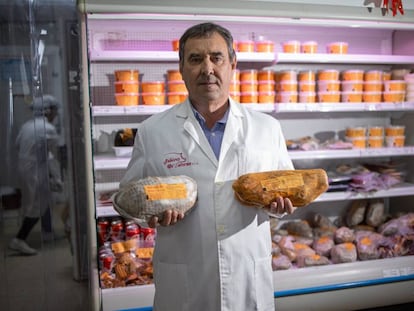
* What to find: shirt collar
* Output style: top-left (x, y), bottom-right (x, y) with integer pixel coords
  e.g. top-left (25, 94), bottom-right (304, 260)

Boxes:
top-left (191, 103), bottom-right (230, 127)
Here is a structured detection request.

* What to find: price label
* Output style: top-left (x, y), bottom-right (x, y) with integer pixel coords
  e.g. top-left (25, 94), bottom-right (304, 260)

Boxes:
top-left (124, 106), bottom-right (141, 114)
top-left (136, 247), bottom-right (154, 258)
top-left (261, 175), bottom-right (304, 191)
top-left (383, 268), bottom-right (400, 277)
top-left (144, 183), bottom-right (187, 200)
top-left (399, 267), bottom-right (414, 276)
top-left (363, 148), bottom-right (382, 156)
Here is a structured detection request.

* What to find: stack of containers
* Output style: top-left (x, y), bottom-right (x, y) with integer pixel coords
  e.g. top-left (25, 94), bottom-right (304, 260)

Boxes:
top-left (298, 70), bottom-right (316, 103)
top-left (384, 69), bottom-right (408, 103)
top-left (367, 126), bottom-right (384, 148)
top-left (257, 69), bottom-right (276, 103)
top-left (391, 68), bottom-right (410, 80)
top-left (385, 125), bottom-right (405, 147)
top-left (341, 70), bottom-right (364, 103)
top-left (171, 39), bottom-right (179, 51)
top-left (383, 79), bottom-right (406, 103)
top-left (301, 41), bottom-right (318, 54)
top-left (282, 40), bottom-right (301, 53)
top-left (166, 70), bottom-right (188, 105)
top-left (114, 70), bottom-right (139, 106)
top-left (237, 40), bottom-right (254, 52)
top-left (240, 69), bottom-right (258, 103)
top-left (404, 73), bottom-right (414, 102)
top-left (280, 40), bottom-right (349, 55)
top-left (275, 70), bottom-right (298, 103)
top-left (326, 42), bottom-right (349, 54)
top-left (383, 71), bottom-right (392, 82)
top-left (363, 70), bottom-right (383, 103)
top-left (141, 81), bottom-right (165, 105)
top-left (255, 40), bottom-right (275, 53)
top-left (230, 69), bottom-right (240, 102)
top-left (236, 39), bottom-right (275, 53)
top-left (345, 125), bottom-right (405, 149)
top-left (317, 69), bottom-right (340, 103)
top-left (345, 127), bottom-right (366, 149)
top-left (281, 40), bottom-right (318, 54)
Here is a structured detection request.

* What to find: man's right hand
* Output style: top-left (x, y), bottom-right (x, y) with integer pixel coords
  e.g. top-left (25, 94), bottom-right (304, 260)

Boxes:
top-left (148, 210), bottom-right (185, 228)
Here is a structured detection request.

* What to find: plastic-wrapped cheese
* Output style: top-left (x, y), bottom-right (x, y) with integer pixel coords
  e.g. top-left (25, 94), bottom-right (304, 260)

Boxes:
top-left (113, 175), bottom-right (197, 223)
top-left (232, 169), bottom-right (328, 208)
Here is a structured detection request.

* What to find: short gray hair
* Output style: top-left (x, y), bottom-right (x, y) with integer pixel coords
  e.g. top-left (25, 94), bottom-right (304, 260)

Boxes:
top-left (179, 22), bottom-right (236, 65)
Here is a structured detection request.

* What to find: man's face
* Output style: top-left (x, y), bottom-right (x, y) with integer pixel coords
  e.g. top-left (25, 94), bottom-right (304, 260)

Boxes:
top-left (47, 106), bottom-right (58, 122)
top-left (180, 32), bottom-right (236, 106)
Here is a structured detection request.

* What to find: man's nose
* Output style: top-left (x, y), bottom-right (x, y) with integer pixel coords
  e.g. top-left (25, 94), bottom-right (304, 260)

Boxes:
top-left (201, 58), bottom-right (214, 75)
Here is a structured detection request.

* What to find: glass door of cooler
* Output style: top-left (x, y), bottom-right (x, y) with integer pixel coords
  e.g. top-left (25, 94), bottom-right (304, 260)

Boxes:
top-left (0, 1), bottom-right (89, 310)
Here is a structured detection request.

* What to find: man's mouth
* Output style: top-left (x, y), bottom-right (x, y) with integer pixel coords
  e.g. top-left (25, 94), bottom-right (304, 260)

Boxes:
top-left (199, 80), bottom-right (217, 86)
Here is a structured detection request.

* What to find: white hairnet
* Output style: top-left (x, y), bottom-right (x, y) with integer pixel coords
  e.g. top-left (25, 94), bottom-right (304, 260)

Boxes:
top-left (31, 95), bottom-right (58, 113)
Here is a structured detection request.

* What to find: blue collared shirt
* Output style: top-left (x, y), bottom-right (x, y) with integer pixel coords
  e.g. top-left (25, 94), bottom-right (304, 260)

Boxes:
top-left (192, 107), bottom-right (229, 159)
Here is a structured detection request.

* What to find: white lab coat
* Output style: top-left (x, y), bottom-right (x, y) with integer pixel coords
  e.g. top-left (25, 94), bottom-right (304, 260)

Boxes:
top-left (15, 116), bottom-right (59, 218)
top-left (121, 98), bottom-right (294, 311)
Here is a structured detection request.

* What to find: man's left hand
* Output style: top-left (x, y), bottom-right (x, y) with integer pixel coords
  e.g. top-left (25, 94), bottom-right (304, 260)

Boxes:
top-left (268, 197), bottom-right (296, 218)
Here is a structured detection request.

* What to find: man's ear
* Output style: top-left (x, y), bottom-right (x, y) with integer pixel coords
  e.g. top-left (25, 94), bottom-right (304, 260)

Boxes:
top-left (179, 61), bottom-right (183, 75)
top-left (231, 57), bottom-right (237, 70)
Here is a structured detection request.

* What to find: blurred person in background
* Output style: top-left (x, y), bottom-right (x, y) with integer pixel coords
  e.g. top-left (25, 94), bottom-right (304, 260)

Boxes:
top-left (9, 94), bottom-right (63, 255)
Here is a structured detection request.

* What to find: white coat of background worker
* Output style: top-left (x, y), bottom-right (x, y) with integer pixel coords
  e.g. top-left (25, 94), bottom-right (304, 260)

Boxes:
top-left (9, 94), bottom-right (63, 255)
top-left (120, 23), bottom-right (296, 310)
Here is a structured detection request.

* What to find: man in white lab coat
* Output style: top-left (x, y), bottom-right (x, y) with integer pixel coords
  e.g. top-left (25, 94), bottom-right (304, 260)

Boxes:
top-left (121, 22), bottom-right (295, 311)
top-left (9, 95), bottom-right (62, 255)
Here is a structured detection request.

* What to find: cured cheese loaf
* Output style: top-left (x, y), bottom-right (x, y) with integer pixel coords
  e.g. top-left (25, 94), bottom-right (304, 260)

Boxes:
top-left (232, 169), bottom-right (328, 208)
top-left (113, 175), bottom-right (197, 222)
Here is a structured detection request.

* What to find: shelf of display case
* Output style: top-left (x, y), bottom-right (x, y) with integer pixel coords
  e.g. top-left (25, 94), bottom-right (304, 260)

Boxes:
top-left (273, 101), bottom-right (414, 113)
top-left (91, 101), bottom-right (414, 117)
top-left (98, 255), bottom-right (414, 311)
top-left (316, 183), bottom-right (414, 202)
top-left (275, 53), bottom-right (414, 65)
top-left (95, 182), bottom-right (119, 193)
top-left (101, 284), bottom-right (155, 311)
top-left (274, 256), bottom-right (414, 296)
top-left (90, 48), bottom-right (414, 65)
top-left (90, 50), bottom-right (275, 62)
top-left (91, 105), bottom-right (172, 116)
top-left (237, 52), bottom-right (275, 62)
top-left (94, 154), bottom-right (131, 170)
top-left (273, 256), bottom-right (414, 305)
top-left (93, 147), bottom-right (414, 170)
top-left (96, 204), bottom-right (119, 217)
top-left (90, 50), bottom-right (178, 62)
top-left (289, 146), bottom-right (414, 160)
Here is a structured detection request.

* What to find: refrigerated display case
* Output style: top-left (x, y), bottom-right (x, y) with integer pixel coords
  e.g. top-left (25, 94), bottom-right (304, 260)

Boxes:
top-left (78, 1), bottom-right (414, 310)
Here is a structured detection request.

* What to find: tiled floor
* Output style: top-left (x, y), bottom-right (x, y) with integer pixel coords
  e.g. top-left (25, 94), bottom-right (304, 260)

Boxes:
top-left (0, 205), bottom-right (90, 311)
